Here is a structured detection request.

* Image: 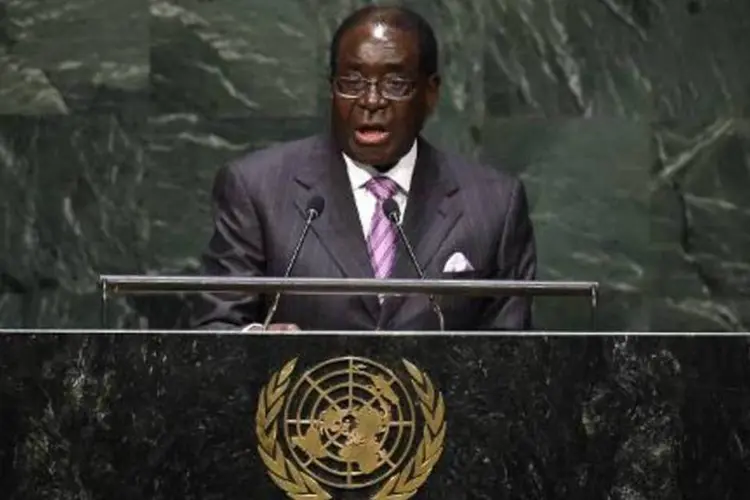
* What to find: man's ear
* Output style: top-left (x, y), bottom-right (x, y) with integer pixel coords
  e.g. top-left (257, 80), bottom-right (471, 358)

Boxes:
top-left (425, 74), bottom-right (441, 114)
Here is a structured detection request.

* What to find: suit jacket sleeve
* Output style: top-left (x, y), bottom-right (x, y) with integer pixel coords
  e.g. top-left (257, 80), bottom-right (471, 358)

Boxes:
top-left (189, 164), bottom-right (266, 329)
top-left (478, 178), bottom-right (537, 330)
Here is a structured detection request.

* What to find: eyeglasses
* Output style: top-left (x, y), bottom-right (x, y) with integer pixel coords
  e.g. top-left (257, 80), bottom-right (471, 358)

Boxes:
top-left (333, 74), bottom-right (417, 101)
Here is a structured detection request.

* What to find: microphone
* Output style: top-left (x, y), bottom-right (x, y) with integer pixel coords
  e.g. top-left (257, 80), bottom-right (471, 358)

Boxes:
top-left (382, 199), bottom-right (445, 331)
top-left (262, 195), bottom-right (325, 329)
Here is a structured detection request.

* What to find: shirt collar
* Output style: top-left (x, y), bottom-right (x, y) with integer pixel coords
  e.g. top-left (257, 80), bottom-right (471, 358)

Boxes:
top-left (343, 140), bottom-right (418, 194)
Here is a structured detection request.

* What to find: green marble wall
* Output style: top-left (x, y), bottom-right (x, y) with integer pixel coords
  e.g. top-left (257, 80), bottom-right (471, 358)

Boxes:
top-left (0, 0), bottom-right (749, 330)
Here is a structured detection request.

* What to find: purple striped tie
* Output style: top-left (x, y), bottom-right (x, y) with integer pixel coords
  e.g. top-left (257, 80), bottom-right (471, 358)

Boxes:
top-left (365, 177), bottom-right (399, 279)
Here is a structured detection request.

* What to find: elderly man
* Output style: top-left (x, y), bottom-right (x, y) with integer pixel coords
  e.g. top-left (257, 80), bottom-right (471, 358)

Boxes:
top-left (191, 5), bottom-right (536, 331)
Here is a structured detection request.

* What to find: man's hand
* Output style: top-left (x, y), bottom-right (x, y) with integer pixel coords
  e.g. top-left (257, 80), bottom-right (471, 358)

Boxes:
top-left (266, 323), bottom-right (300, 332)
top-left (242, 323), bottom-right (300, 332)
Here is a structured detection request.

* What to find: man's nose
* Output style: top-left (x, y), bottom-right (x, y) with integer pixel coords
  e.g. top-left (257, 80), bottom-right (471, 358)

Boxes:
top-left (359, 81), bottom-right (387, 109)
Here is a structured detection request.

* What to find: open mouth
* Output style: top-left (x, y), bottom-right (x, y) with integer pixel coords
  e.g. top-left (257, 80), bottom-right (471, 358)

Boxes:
top-left (354, 125), bottom-right (390, 146)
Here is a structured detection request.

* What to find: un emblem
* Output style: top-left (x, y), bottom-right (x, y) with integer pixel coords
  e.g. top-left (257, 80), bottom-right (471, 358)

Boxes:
top-left (255, 356), bottom-right (446, 499)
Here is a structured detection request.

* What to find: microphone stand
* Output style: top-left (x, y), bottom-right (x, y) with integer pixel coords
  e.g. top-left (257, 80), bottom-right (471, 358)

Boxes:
top-left (262, 201), bottom-right (322, 329)
top-left (384, 201), bottom-right (445, 332)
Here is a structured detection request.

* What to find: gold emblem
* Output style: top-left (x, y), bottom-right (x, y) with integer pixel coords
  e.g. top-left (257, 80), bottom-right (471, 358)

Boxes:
top-left (255, 356), bottom-right (446, 499)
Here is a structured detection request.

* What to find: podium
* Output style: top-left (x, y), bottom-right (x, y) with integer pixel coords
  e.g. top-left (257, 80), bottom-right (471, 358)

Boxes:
top-left (0, 276), bottom-right (748, 499)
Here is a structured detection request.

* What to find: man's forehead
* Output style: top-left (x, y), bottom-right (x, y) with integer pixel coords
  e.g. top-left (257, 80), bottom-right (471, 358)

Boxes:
top-left (338, 22), bottom-right (419, 62)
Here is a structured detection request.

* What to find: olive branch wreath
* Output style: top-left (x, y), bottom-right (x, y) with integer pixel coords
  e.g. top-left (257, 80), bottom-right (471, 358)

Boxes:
top-left (255, 358), bottom-right (446, 500)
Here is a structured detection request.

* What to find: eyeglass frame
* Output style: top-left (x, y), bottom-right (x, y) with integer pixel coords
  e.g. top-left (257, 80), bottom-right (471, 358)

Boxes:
top-left (331, 73), bottom-right (421, 102)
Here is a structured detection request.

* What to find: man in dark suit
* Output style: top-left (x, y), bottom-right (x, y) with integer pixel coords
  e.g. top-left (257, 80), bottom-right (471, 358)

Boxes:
top-left (191, 5), bottom-right (536, 331)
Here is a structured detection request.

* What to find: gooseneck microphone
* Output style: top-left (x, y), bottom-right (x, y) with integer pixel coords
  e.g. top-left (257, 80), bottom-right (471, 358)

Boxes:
top-left (262, 195), bottom-right (325, 329)
top-left (382, 199), bottom-right (445, 331)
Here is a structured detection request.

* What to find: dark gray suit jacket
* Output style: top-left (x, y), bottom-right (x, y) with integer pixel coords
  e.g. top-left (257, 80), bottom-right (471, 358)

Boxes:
top-left (190, 134), bottom-right (536, 331)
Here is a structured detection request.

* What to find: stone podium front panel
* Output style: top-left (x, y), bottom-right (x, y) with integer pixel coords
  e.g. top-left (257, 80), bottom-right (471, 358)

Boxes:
top-left (1, 330), bottom-right (748, 499)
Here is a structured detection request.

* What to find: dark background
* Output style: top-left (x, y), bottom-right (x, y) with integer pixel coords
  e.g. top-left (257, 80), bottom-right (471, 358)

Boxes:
top-left (1, 0), bottom-right (749, 331)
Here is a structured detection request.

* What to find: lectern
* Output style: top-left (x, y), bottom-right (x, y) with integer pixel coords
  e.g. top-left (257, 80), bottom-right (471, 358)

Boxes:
top-left (2, 276), bottom-right (746, 499)
top-left (98, 275), bottom-right (597, 498)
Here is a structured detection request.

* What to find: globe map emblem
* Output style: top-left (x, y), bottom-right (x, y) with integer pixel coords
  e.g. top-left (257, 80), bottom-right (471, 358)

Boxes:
top-left (282, 356), bottom-right (417, 489)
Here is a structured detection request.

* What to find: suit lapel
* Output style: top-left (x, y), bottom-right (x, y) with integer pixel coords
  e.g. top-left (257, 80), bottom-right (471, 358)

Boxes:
top-left (379, 138), bottom-right (463, 328)
top-left (293, 135), bottom-right (380, 321)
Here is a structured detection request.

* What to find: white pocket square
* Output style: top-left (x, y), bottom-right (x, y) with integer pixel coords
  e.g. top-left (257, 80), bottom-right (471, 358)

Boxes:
top-left (442, 252), bottom-right (474, 273)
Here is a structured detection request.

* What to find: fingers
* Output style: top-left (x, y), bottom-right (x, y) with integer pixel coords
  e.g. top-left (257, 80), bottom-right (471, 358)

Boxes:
top-left (267, 323), bottom-right (301, 332)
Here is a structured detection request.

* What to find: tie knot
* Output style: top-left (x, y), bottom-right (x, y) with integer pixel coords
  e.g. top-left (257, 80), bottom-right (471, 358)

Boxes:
top-left (365, 176), bottom-right (399, 201)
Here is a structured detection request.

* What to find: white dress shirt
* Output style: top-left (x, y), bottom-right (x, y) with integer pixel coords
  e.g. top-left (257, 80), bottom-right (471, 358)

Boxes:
top-left (343, 140), bottom-right (418, 236)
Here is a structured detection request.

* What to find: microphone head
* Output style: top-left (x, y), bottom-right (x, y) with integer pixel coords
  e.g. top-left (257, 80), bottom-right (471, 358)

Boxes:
top-left (382, 198), bottom-right (400, 222)
top-left (306, 195), bottom-right (325, 218)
